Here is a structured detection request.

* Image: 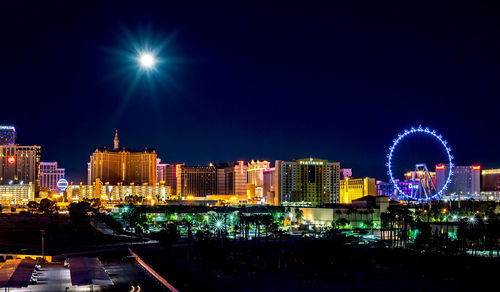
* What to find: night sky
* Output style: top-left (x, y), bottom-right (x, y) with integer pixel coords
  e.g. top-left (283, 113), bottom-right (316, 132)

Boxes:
top-left (1, 1), bottom-right (499, 182)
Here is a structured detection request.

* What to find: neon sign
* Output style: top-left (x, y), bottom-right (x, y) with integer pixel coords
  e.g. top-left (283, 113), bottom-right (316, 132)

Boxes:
top-left (7, 156), bottom-right (15, 164)
top-left (57, 178), bottom-right (69, 192)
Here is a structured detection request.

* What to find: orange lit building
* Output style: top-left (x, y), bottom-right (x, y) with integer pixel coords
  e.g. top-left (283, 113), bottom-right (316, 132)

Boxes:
top-left (247, 160), bottom-right (270, 198)
top-left (88, 131), bottom-right (157, 186)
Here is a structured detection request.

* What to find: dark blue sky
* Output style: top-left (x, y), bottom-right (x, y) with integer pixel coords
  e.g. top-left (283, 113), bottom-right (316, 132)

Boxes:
top-left (1, 1), bottom-right (499, 182)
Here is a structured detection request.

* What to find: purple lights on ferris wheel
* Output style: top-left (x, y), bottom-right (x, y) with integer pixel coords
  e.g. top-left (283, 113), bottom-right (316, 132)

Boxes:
top-left (386, 125), bottom-right (454, 201)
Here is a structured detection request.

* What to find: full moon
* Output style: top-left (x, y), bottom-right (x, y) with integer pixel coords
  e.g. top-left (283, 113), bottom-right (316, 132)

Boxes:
top-left (139, 53), bottom-right (155, 69)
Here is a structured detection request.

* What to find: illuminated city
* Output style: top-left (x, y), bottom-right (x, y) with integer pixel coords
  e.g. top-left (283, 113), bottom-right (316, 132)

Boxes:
top-left (0, 2), bottom-right (499, 292)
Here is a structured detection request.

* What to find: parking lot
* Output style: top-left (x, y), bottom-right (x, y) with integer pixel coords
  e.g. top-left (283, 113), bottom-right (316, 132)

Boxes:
top-left (8, 260), bottom-right (166, 291)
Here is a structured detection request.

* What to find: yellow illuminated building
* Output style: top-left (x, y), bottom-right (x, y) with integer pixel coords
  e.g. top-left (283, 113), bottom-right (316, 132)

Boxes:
top-left (340, 177), bottom-right (376, 204)
top-left (0, 184), bottom-right (34, 205)
top-left (292, 158), bottom-right (340, 206)
top-left (88, 131), bottom-right (157, 186)
top-left (67, 183), bottom-right (170, 204)
top-left (482, 168), bottom-right (500, 175)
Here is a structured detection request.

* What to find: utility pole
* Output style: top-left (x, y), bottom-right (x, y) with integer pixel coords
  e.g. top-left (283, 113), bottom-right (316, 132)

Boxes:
top-left (41, 230), bottom-right (46, 261)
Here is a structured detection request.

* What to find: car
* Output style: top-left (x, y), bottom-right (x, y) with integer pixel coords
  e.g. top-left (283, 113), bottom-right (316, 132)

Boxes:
top-left (30, 275), bottom-right (38, 283)
top-left (35, 264), bottom-right (41, 271)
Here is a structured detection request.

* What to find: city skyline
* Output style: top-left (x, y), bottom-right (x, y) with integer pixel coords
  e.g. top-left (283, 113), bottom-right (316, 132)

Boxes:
top-left (2, 2), bottom-right (499, 182)
top-left (0, 3), bottom-right (499, 291)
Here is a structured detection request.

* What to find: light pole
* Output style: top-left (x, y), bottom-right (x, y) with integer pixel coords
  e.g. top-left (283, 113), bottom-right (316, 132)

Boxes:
top-left (41, 230), bottom-right (46, 261)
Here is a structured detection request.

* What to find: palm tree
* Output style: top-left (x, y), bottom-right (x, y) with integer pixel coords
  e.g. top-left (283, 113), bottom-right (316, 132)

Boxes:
top-left (295, 208), bottom-right (304, 224)
top-left (261, 214), bottom-right (273, 240)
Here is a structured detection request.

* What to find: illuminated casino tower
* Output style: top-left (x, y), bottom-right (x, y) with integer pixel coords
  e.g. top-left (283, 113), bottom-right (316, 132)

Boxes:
top-left (0, 125), bottom-right (16, 145)
top-left (88, 132), bottom-right (157, 186)
top-left (0, 145), bottom-right (41, 191)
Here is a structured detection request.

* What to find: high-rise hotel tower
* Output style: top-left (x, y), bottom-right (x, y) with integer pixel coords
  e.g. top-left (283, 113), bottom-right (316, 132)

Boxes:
top-left (88, 131), bottom-right (157, 185)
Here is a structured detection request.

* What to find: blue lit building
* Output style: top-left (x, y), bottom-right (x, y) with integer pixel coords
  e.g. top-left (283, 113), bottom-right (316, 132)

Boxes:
top-left (0, 125), bottom-right (16, 145)
top-left (376, 180), bottom-right (419, 200)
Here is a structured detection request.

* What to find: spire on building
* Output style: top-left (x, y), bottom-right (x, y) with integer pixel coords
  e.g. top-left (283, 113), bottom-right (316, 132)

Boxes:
top-left (113, 129), bottom-right (119, 150)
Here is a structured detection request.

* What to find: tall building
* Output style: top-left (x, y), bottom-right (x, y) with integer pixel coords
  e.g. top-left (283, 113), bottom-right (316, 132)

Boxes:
top-left (263, 167), bottom-right (276, 204)
top-left (295, 158), bottom-right (329, 205)
top-left (0, 125), bottom-right (16, 145)
top-left (435, 164), bottom-right (449, 192)
top-left (180, 165), bottom-right (217, 197)
top-left (275, 160), bottom-right (297, 205)
top-left (275, 158), bottom-right (340, 206)
top-left (247, 160), bottom-right (270, 198)
top-left (156, 159), bottom-right (167, 184)
top-left (215, 161), bottom-right (247, 197)
top-left (87, 162), bottom-right (91, 185)
top-left (340, 177), bottom-right (376, 204)
top-left (164, 164), bottom-right (182, 198)
top-left (481, 168), bottom-right (500, 199)
top-left (0, 145), bottom-right (41, 193)
top-left (326, 162), bottom-right (341, 203)
top-left (88, 131), bottom-right (157, 186)
top-left (436, 164), bottom-right (480, 197)
top-left (40, 162), bottom-right (65, 193)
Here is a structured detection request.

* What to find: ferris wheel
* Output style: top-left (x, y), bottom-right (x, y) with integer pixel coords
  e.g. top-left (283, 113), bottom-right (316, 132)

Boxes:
top-left (386, 126), bottom-right (454, 201)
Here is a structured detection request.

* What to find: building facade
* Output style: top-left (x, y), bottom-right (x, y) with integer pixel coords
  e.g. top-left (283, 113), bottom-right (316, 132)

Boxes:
top-left (164, 164), bottom-right (182, 199)
top-left (67, 183), bottom-right (169, 203)
top-left (482, 168), bottom-right (500, 200)
top-left (263, 167), bottom-right (275, 204)
top-left (436, 164), bottom-right (480, 197)
top-left (0, 184), bottom-right (34, 205)
top-left (40, 162), bottom-right (65, 193)
top-left (275, 160), bottom-right (297, 205)
top-left (180, 165), bottom-right (217, 197)
top-left (0, 125), bottom-right (16, 145)
top-left (156, 159), bottom-right (168, 184)
top-left (247, 160), bottom-right (270, 198)
top-left (0, 145), bottom-right (41, 193)
top-left (340, 177), bottom-right (376, 204)
top-left (88, 132), bottom-right (157, 186)
top-left (275, 158), bottom-right (340, 206)
top-left (216, 161), bottom-right (247, 197)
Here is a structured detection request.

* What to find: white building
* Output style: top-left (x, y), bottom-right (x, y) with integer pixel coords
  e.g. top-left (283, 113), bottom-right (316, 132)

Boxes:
top-left (40, 162), bottom-right (65, 192)
top-left (436, 164), bottom-right (481, 198)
